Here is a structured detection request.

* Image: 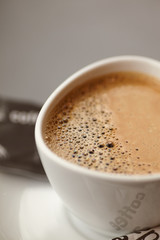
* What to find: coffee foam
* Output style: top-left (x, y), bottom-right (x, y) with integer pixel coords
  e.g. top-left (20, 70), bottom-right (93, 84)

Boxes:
top-left (43, 72), bottom-right (160, 174)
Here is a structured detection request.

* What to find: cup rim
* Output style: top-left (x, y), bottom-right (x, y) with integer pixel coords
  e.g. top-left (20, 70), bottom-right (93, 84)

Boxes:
top-left (35, 55), bottom-right (160, 183)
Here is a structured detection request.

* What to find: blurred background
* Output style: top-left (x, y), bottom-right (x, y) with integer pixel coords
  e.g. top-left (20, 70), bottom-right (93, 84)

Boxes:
top-left (1, 0), bottom-right (160, 104)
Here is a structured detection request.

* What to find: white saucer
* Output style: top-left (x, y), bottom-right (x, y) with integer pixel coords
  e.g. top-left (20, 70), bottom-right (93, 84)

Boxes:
top-left (0, 172), bottom-right (111, 240)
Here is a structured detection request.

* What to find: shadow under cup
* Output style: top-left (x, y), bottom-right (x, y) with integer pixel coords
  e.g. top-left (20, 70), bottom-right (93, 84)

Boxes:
top-left (35, 56), bottom-right (160, 238)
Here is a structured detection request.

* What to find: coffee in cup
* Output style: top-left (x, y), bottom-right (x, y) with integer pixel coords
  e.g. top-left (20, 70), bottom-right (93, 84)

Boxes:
top-left (43, 71), bottom-right (160, 175)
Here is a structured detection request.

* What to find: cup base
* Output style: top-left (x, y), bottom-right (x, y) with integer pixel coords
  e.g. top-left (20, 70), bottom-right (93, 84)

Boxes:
top-left (66, 209), bottom-right (118, 240)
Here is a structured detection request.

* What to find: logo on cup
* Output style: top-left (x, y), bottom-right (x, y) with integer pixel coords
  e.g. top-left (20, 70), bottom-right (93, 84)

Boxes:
top-left (110, 193), bottom-right (145, 231)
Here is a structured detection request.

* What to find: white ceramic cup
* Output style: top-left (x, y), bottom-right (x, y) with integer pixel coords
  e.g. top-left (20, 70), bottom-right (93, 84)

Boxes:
top-left (35, 56), bottom-right (160, 238)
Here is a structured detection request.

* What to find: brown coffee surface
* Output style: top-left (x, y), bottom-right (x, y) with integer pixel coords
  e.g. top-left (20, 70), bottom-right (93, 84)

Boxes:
top-left (43, 72), bottom-right (160, 174)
